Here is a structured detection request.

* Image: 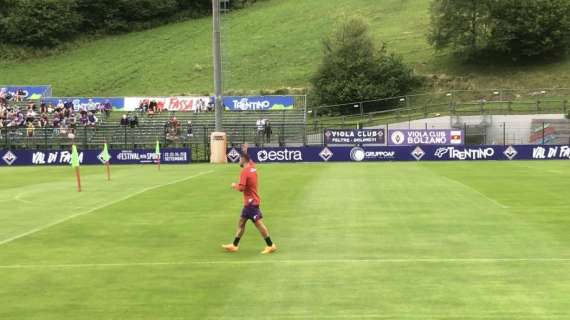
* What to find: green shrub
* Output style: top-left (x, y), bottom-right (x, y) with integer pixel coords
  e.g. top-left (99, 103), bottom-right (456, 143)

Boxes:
top-left (311, 18), bottom-right (418, 114)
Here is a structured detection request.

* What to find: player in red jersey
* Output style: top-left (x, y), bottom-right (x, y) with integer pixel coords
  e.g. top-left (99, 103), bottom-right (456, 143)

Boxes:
top-left (222, 149), bottom-right (277, 254)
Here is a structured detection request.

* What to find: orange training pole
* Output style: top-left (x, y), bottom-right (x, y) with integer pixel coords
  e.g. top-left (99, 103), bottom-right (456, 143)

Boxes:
top-left (106, 162), bottom-right (111, 181)
top-left (75, 167), bottom-right (82, 192)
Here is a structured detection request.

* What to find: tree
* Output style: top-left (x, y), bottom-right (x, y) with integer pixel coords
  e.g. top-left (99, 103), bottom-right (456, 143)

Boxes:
top-left (428, 0), bottom-right (570, 61)
top-left (311, 18), bottom-right (417, 114)
top-left (427, 0), bottom-right (493, 59)
top-left (489, 0), bottom-right (570, 60)
top-left (3, 0), bottom-right (82, 47)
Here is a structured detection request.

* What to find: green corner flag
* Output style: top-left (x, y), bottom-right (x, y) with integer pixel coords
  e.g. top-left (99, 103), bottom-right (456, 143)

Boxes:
top-left (71, 145), bottom-right (80, 168)
top-left (101, 143), bottom-right (111, 163)
top-left (155, 140), bottom-right (161, 156)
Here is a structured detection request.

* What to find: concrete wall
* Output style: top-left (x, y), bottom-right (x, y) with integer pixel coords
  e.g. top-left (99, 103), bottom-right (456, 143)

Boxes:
top-left (369, 114), bottom-right (569, 144)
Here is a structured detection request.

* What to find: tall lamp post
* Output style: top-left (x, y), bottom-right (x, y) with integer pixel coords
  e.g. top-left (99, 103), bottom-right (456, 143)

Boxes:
top-left (210, 0), bottom-right (227, 163)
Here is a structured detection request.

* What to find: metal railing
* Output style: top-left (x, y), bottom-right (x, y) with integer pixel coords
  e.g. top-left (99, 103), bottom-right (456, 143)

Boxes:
top-left (309, 88), bottom-right (570, 126)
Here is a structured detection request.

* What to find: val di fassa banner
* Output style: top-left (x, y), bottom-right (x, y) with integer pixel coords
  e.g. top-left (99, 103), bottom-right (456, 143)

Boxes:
top-left (226, 145), bottom-right (570, 163)
top-left (1, 85), bottom-right (52, 99)
top-left (0, 148), bottom-right (190, 166)
top-left (324, 129), bottom-right (386, 145)
top-left (124, 97), bottom-right (211, 112)
top-left (387, 129), bottom-right (464, 146)
top-left (223, 96), bottom-right (295, 111)
top-left (43, 97), bottom-right (124, 111)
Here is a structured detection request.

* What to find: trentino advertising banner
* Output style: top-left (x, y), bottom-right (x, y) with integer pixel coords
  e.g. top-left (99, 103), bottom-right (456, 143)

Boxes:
top-left (1, 148), bottom-right (190, 166)
top-left (226, 145), bottom-right (570, 163)
top-left (223, 96), bottom-right (295, 111)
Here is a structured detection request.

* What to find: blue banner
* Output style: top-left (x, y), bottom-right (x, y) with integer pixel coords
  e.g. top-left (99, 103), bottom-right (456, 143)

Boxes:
top-left (387, 129), bottom-right (464, 146)
top-left (223, 96), bottom-right (295, 111)
top-left (1, 85), bottom-right (52, 100)
top-left (1, 148), bottom-right (190, 166)
top-left (226, 145), bottom-right (570, 163)
top-left (324, 129), bottom-right (386, 145)
top-left (42, 97), bottom-right (125, 111)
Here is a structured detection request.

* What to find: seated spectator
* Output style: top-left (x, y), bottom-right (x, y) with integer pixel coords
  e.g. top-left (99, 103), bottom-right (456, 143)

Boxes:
top-left (27, 122), bottom-right (35, 137)
top-left (39, 114), bottom-right (49, 128)
top-left (87, 99), bottom-right (96, 112)
top-left (88, 112), bottom-right (98, 127)
top-left (52, 116), bottom-right (61, 128)
top-left (80, 112), bottom-right (89, 126)
top-left (25, 110), bottom-right (36, 124)
top-left (168, 116), bottom-right (180, 130)
top-left (120, 114), bottom-right (129, 126)
top-left (56, 99), bottom-right (64, 111)
top-left (68, 116), bottom-right (77, 133)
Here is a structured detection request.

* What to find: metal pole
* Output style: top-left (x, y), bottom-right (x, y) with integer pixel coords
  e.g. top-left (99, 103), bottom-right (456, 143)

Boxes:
top-left (503, 122), bottom-right (506, 146)
top-left (213, 0), bottom-right (223, 132)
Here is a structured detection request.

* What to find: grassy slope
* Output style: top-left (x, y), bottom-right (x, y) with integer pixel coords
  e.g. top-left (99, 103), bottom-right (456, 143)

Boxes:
top-left (1, 0), bottom-right (570, 96)
top-left (0, 162), bottom-right (569, 318)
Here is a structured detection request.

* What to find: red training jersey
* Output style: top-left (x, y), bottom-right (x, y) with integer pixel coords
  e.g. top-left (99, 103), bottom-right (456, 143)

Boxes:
top-left (238, 161), bottom-right (260, 206)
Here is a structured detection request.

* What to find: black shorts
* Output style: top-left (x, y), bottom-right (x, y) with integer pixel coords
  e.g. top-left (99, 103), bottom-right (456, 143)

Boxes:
top-left (240, 205), bottom-right (263, 222)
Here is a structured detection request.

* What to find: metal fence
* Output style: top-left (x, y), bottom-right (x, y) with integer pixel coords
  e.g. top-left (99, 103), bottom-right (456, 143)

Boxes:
top-left (2, 119), bottom-right (569, 162)
top-left (310, 88), bottom-right (570, 126)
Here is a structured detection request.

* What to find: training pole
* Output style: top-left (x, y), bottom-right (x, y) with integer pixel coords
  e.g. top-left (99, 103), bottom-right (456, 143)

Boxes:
top-left (106, 162), bottom-right (111, 181)
top-left (75, 167), bottom-right (82, 192)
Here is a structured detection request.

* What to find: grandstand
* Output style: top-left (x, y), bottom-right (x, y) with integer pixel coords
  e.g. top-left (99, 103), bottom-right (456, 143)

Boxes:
top-left (2, 86), bottom-right (570, 161)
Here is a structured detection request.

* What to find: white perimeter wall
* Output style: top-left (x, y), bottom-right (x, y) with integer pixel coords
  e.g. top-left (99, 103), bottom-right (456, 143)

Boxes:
top-left (369, 114), bottom-right (567, 144)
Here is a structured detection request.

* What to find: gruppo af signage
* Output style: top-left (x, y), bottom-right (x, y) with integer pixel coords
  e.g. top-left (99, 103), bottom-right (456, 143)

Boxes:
top-left (226, 145), bottom-right (570, 163)
top-left (324, 129), bottom-right (386, 145)
top-left (388, 129), bottom-right (464, 146)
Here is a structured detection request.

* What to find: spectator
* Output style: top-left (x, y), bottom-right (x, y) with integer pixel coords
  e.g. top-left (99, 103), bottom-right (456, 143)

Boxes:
top-left (187, 120), bottom-right (193, 138)
top-left (40, 102), bottom-right (47, 113)
top-left (39, 114), bottom-right (49, 127)
top-left (80, 112), bottom-right (89, 126)
top-left (87, 112), bottom-right (98, 127)
top-left (87, 99), bottom-right (96, 112)
top-left (120, 114), bottom-right (129, 126)
top-left (26, 122), bottom-right (35, 137)
top-left (166, 116), bottom-right (180, 141)
top-left (256, 118), bottom-right (265, 135)
top-left (15, 88), bottom-right (25, 102)
top-left (68, 116), bottom-right (77, 133)
top-left (208, 96), bottom-right (215, 112)
top-left (56, 99), bottom-right (64, 111)
top-left (148, 100), bottom-right (156, 118)
top-left (103, 100), bottom-right (112, 117)
top-left (264, 119), bottom-right (272, 143)
top-left (129, 114), bottom-right (138, 128)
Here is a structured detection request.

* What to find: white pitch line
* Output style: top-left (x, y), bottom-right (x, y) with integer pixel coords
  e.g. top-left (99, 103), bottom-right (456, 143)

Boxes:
top-left (1, 258), bottom-right (569, 269)
top-left (14, 192), bottom-right (34, 205)
top-left (438, 175), bottom-right (510, 209)
top-left (0, 170), bottom-right (214, 246)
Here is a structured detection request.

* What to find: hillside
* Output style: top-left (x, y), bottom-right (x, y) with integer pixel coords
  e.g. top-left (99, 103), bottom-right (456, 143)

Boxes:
top-left (2, 0), bottom-right (570, 97)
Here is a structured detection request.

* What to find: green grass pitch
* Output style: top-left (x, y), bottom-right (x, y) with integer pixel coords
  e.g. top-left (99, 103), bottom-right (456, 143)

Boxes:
top-left (0, 162), bottom-right (569, 319)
